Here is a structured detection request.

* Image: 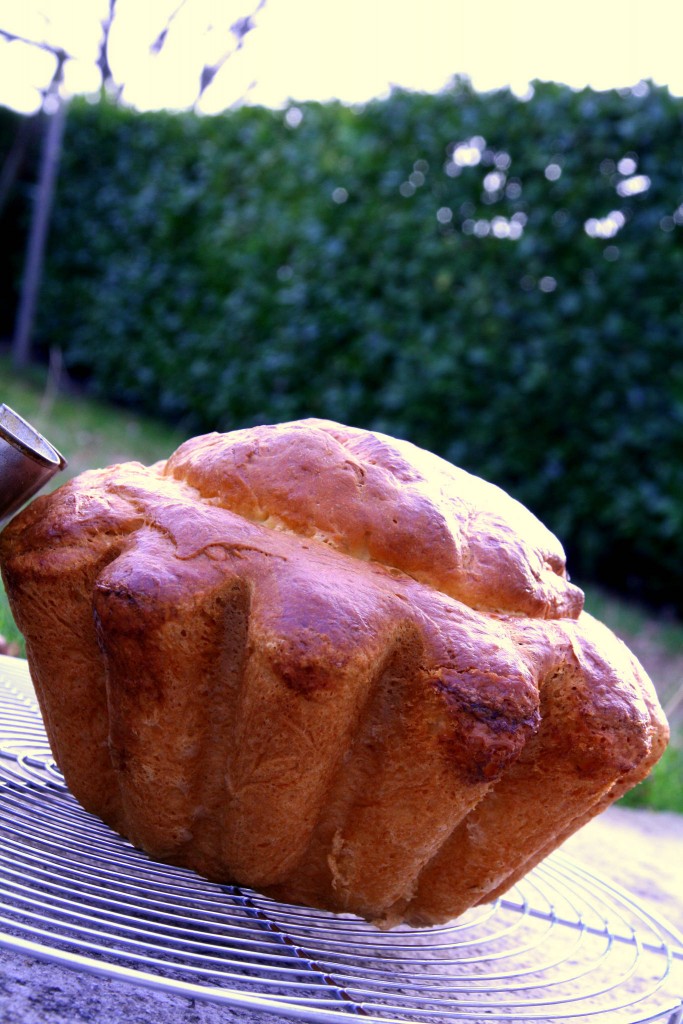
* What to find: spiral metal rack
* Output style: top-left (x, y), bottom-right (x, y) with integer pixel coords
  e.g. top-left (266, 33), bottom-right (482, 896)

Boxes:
top-left (0, 655), bottom-right (681, 1024)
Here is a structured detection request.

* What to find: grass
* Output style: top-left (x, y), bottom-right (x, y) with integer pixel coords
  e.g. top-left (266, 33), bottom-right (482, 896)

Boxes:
top-left (1, 357), bottom-right (681, 812)
top-left (0, 354), bottom-right (185, 483)
top-left (0, 598), bottom-right (20, 655)
top-left (582, 583), bottom-right (683, 813)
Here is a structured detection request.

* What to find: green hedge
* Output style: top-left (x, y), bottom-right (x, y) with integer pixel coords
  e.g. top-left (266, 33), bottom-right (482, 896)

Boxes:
top-left (30, 80), bottom-right (683, 609)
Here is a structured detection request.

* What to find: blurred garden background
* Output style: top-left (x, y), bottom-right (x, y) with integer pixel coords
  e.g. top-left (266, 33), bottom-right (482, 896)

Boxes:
top-left (1, 0), bottom-right (682, 808)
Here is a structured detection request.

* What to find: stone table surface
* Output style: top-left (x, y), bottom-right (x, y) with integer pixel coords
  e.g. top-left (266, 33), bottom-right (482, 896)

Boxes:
top-left (0, 655), bottom-right (681, 1022)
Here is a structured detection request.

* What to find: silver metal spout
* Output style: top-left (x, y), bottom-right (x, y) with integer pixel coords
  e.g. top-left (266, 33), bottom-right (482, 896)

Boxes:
top-left (0, 404), bottom-right (67, 524)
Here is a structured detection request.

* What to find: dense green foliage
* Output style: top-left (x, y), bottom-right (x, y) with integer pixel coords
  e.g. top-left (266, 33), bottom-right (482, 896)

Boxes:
top-left (7, 80), bottom-right (683, 607)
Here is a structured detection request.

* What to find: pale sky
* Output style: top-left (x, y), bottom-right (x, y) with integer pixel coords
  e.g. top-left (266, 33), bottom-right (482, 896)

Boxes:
top-left (1, 0), bottom-right (682, 115)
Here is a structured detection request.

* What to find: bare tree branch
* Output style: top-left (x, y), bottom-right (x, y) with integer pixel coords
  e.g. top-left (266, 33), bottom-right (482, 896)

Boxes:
top-left (7, 26), bottom-right (69, 368)
top-left (2, 0), bottom-right (267, 107)
top-left (194, 0), bottom-right (267, 107)
top-left (232, 0), bottom-right (267, 48)
top-left (96, 0), bottom-right (119, 91)
top-left (150, 0), bottom-right (192, 54)
top-left (0, 26), bottom-right (71, 65)
top-left (12, 100), bottom-right (67, 368)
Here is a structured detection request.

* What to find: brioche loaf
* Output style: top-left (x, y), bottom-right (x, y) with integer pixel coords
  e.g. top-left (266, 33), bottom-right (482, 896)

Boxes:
top-left (0, 418), bottom-right (668, 927)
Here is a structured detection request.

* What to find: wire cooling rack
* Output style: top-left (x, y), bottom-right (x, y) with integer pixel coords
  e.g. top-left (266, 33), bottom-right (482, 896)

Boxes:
top-left (0, 655), bottom-right (681, 1024)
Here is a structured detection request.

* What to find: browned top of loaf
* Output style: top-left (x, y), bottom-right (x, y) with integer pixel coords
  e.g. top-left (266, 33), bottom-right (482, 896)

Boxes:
top-left (159, 418), bottom-right (583, 619)
top-left (1, 418), bottom-right (581, 620)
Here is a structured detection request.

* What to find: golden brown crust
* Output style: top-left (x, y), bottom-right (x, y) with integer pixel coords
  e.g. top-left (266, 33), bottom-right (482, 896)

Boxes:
top-left (0, 419), bottom-right (669, 927)
top-left (163, 419), bottom-right (584, 618)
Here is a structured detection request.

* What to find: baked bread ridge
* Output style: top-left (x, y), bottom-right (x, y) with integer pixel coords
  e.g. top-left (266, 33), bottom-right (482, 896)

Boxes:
top-left (0, 419), bottom-right (669, 928)
top-left (162, 418), bottom-right (584, 619)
